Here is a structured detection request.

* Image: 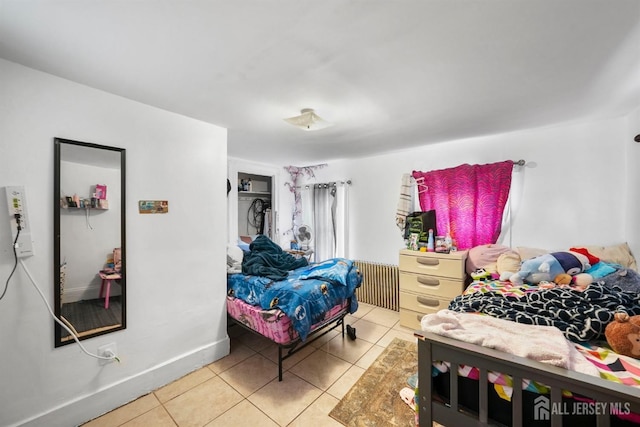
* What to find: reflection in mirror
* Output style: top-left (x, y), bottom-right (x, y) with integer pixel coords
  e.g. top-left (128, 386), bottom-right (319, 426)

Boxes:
top-left (54, 138), bottom-right (126, 347)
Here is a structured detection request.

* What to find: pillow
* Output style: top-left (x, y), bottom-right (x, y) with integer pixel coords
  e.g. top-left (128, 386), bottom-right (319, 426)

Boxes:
top-left (237, 239), bottom-right (251, 252)
top-left (516, 246), bottom-right (549, 261)
top-left (227, 244), bottom-right (244, 273)
top-left (585, 261), bottom-right (617, 279)
top-left (496, 251), bottom-right (521, 275)
top-left (466, 244), bottom-right (515, 275)
top-left (238, 235), bottom-right (260, 252)
top-left (583, 243), bottom-right (637, 271)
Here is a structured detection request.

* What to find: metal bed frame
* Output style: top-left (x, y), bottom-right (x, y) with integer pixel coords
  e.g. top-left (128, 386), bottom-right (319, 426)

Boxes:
top-left (228, 302), bottom-right (354, 381)
top-left (415, 331), bottom-right (640, 427)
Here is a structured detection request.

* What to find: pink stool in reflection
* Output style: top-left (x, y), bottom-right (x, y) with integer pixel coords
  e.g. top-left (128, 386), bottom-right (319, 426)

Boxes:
top-left (98, 272), bottom-right (121, 309)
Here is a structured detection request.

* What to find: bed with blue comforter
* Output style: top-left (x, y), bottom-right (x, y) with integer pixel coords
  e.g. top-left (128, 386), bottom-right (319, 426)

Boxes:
top-left (227, 235), bottom-right (362, 342)
top-left (227, 236), bottom-right (362, 380)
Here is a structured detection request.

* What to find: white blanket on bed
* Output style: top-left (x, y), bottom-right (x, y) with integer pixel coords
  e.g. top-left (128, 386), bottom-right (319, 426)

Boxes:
top-left (420, 309), bottom-right (599, 376)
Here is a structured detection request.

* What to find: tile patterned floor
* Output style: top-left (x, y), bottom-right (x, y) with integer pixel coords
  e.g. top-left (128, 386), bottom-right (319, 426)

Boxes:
top-left (82, 303), bottom-right (421, 427)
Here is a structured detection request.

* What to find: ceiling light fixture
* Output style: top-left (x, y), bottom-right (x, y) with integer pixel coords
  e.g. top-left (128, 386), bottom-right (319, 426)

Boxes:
top-left (284, 108), bottom-right (333, 131)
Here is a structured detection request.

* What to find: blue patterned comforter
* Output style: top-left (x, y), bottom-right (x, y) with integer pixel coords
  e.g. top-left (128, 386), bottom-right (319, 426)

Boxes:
top-left (227, 258), bottom-right (362, 341)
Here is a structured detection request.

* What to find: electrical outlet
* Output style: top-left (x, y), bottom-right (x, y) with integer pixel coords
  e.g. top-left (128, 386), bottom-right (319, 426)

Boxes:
top-left (97, 342), bottom-right (118, 365)
top-left (4, 186), bottom-right (34, 257)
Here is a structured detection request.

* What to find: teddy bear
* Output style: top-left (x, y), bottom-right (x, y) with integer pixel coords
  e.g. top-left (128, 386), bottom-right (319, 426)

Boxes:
top-left (507, 251), bottom-right (591, 285)
top-left (605, 312), bottom-right (640, 359)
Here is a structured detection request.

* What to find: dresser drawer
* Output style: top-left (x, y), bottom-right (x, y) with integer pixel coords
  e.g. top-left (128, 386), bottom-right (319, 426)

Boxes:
top-left (399, 272), bottom-right (465, 300)
top-left (399, 251), bottom-right (467, 279)
top-left (399, 308), bottom-right (425, 330)
top-left (399, 291), bottom-right (451, 314)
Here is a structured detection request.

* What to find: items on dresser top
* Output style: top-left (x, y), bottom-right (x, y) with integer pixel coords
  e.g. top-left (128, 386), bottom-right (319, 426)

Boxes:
top-left (398, 249), bottom-right (467, 329)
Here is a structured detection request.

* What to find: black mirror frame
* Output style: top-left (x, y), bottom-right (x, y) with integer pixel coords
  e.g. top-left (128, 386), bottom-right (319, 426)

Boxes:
top-left (53, 137), bottom-right (126, 347)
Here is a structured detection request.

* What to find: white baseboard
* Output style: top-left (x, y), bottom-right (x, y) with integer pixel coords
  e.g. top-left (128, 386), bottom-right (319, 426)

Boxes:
top-left (16, 337), bottom-right (230, 427)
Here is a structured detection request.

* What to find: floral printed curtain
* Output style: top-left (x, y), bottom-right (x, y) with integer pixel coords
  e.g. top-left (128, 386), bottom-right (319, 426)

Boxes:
top-left (412, 161), bottom-right (513, 250)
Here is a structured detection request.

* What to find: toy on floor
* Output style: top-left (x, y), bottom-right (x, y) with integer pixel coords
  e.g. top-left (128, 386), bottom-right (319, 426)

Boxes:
top-left (399, 387), bottom-right (416, 409)
top-left (605, 312), bottom-right (640, 359)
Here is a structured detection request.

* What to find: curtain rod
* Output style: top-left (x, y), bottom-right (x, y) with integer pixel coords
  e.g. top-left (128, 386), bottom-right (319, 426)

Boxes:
top-left (295, 180), bottom-right (352, 189)
top-left (513, 159), bottom-right (526, 166)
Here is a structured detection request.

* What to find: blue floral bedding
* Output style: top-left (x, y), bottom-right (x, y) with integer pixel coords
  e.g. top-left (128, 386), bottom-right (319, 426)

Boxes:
top-left (227, 258), bottom-right (362, 341)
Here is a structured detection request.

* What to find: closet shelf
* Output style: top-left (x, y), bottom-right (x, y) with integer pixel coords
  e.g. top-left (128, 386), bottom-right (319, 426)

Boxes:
top-left (239, 191), bottom-right (271, 196)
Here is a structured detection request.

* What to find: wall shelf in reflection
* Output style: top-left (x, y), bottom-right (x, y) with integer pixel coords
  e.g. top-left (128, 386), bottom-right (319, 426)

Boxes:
top-left (60, 197), bottom-right (109, 210)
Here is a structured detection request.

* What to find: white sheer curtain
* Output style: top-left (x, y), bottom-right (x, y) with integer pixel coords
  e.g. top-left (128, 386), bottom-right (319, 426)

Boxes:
top-left (298, 181), bottom-right (350, 262)
top-left (313, 184), bottom-right (335, 262)
top-left (334, 183), bottom-right (349, 258)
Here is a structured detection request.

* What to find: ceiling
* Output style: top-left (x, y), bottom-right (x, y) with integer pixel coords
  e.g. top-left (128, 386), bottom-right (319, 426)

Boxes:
top-left (1, 1), bottom-right (639, 165)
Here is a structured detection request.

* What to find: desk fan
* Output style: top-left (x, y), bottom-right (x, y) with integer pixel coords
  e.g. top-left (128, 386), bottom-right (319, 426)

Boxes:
top-left (295, 225), bottom-right (313, 251)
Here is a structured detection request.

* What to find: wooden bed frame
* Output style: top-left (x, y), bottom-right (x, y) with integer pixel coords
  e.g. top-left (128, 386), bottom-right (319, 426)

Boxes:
top-left (415, 331), bottom-right (640, 427)
top-left (229, 304), bottom-right (352, 381)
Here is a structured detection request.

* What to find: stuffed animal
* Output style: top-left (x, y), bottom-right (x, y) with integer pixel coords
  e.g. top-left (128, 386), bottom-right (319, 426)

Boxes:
top-left (537, 273), bottom-right (593, 291)
top-left (470, 268), bottom-right (491, 281)
top-left (605, 312), bottom-right (640, 359)
top-left (569, 247), bottom-right (600, 266)
top-left (554, 273), bottom-right (572, 286)
top-left (571, 273), bottom-right (594, 290)
top-left (509, 251), bottom-right (591, 285)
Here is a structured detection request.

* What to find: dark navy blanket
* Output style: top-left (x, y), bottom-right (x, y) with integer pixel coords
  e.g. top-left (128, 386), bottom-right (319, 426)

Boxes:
top-left (242, 235), bottom-right (308, 280)
top-left (228, 257), bottom-right (362, 341)
top-left (448, 282), bottom-right (640, 342)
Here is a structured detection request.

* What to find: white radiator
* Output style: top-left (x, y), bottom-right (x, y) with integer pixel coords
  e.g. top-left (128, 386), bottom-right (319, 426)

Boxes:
top-left (354, 260), bottom-right (399, 311)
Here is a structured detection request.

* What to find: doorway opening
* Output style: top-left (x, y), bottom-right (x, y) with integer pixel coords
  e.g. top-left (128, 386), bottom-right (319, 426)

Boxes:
top-left (237, 172), bottom-right (273, 239)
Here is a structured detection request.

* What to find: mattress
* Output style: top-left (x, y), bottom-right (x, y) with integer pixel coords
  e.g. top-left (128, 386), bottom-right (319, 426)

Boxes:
top-left (227, 295), bottom-right (348, 346)
top-left (227, 257), bottom-right (361, 341)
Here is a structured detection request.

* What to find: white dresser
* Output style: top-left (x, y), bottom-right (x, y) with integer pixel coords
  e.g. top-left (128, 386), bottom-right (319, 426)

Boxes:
top-left (398, 249), bottom-right (468, 330)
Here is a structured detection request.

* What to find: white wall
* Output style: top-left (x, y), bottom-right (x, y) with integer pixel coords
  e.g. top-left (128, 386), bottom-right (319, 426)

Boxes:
top-left (0, 59), bottom-right (229, 427)
top-left (625, 105), bottom-right (640, 256)
top-left (300, 117), bottom-right (633, 265)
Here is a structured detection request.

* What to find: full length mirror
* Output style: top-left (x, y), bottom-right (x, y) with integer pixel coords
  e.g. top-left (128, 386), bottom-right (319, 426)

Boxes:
top-left (54, 138), bottom-right (126, 347)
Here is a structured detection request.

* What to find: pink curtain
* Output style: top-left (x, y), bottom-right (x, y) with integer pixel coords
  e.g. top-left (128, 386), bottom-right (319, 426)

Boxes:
top-left (412, 161), bottom-right (513, 250)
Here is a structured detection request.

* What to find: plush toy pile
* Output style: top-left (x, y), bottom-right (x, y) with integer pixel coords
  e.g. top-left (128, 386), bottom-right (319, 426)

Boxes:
top-left (494, 246), bottom-right (620, 291)
top-left (462, 243), bottom-right (640, 354)
top-left (504, 250), bottom-right (591, 285)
